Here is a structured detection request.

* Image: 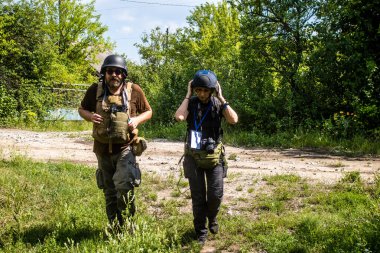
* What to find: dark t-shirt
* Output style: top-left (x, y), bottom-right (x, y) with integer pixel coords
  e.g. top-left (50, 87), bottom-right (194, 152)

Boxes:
top-left (186, 96), bottom-right (223, 144)
top-left (81, 82), bottom-right (151, 154)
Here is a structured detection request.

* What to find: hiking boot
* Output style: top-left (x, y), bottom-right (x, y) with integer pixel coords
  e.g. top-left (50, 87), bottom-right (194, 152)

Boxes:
top-left (197, 234), bottom-right (207, 245)
top-left (209, 219), bottom-right (219, 234)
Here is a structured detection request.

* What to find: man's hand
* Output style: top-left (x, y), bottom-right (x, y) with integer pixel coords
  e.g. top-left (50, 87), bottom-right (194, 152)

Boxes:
top-left (91, 113), bottom-right (103, 124)
top-left (128, 117), bottom-right (138, 130)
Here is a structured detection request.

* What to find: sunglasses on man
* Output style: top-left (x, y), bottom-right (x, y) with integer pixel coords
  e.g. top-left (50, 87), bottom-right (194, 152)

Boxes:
top-left (106, 68), bottom-right (123, 75)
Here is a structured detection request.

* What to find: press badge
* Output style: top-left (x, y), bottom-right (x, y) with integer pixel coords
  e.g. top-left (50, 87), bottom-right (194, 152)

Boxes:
top-left (190, 130), bottom-right (202, 149)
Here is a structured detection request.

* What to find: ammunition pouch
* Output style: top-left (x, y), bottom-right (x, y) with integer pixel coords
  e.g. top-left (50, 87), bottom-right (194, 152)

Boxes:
top-left (132, 137), bottom-right (147, 156)
top-left (92, 111), bottom-right (131, 144)
top-left (109, 111), bottom-right (130, 143)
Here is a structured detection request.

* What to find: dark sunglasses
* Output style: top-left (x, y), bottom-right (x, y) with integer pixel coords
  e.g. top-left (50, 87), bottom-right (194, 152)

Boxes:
top-left (106, 68), bottom-right (123, 75)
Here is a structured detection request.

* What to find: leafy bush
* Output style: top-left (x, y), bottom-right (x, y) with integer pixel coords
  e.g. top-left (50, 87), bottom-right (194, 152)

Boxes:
top-left (0, 84), bottom-right (18, 121)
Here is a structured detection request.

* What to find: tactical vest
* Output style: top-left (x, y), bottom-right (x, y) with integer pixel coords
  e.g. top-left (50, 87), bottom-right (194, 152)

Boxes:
top-left (92, 81), bottom-right (133, 145)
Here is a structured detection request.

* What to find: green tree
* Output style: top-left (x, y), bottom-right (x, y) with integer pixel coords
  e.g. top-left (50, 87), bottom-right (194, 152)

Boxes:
top-left (309, 0), bottom-right (380, 137)
top-left (41, 0), bottom-right (113, 83)
top-left (0, 0), bottom-right (112, 122)
top-left (0, 0), bottom-right (50, 85)
top-left (236, 0), bottom-right (321, 131)
top-left (135, 1), bottom-right (241, 125)
top-left (136, 27), bottom-right (188, 124)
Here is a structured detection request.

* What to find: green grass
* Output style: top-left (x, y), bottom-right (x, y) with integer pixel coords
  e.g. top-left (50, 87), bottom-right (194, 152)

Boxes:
top-left (1, 156), bottom-right (380, 252)
top-left (2, 120), bottom-right (93, 132)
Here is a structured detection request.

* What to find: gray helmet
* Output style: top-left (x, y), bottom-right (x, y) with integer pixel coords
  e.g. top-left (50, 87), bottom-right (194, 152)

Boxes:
top-left (191, 70), bottom-right (217, 90)
top-left (101, 55), bottom-right (128, 76)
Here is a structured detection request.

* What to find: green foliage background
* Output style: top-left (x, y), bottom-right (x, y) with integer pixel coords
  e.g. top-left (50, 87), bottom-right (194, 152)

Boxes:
top-left (1, 0), bottom-right (379, 146)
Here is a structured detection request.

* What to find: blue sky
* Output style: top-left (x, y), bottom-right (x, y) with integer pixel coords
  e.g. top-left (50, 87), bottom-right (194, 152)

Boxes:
top-left (90, 0), bottom-right (220, 63)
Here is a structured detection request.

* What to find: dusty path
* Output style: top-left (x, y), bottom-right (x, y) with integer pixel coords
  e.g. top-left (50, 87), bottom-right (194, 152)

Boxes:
top-left (1, 129), bottom-right (379, 184)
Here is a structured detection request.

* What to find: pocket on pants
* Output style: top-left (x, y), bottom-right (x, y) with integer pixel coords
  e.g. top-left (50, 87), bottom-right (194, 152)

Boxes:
top-left (183, 155), bottom-right (196, 178)
top-left (96, 169), bottom-right (105, 189)
top-left (131, 162), bottom-right (141, 187)
top-left (222, 165), bottom-right (228, 178)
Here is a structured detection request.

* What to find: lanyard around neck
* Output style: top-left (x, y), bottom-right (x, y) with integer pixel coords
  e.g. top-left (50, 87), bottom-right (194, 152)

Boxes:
top-left (194, 102), bottom-right (212, 131)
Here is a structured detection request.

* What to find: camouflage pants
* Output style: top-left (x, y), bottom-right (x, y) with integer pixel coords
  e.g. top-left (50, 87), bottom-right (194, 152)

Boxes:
top-left (95, 147), bottom-right (138, 225)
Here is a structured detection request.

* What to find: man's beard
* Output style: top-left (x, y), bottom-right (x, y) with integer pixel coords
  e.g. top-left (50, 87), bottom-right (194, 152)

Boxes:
top-left (107, 78), bottom-right (123, 88)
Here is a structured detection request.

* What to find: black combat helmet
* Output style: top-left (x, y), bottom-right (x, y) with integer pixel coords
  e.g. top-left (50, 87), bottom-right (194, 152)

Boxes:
top-left (191, 70), bottom-right (218, 90)
top-left (101, 54), bottom-right (128, 76)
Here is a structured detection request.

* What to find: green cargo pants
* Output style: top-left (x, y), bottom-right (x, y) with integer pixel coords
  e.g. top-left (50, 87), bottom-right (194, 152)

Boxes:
top-left (95, 147), bottom-right (141, 226)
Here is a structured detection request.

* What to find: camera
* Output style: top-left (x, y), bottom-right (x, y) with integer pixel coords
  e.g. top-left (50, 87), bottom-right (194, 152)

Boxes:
top-left (110, 104), bottom-right (125, 113)
top-left (202, 137), bottom-right (216, 154)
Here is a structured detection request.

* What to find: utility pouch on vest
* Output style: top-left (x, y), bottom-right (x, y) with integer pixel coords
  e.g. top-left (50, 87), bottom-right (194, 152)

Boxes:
top-left (92, 118), bottom-right (111, 144)
top-left (109, 111), bottom-right (130, 143)
top-left (132, 137), bottom-right (147, 156)
top-left (185, 142), bottom-right (223, 169)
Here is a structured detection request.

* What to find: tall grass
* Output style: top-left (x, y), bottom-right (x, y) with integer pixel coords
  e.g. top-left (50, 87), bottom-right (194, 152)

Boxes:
top-left (1, 156), bottom-right (380, 252)
top-left (0, 156), bottom-right (197, 252)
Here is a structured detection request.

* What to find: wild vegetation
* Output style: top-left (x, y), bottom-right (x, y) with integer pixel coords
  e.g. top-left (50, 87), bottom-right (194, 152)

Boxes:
top-left (1, 0), bottom-right (379, 251)
top-left (1, 156), bottom-right (379, 252)
top-left (1, 0), bottom-right (379, 155)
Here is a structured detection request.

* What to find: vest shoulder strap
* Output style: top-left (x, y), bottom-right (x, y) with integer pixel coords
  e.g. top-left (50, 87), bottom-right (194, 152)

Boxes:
top-left (96, 81), bottom-right (103, 100)
top-left (126, 82), bottom-right (133, 116)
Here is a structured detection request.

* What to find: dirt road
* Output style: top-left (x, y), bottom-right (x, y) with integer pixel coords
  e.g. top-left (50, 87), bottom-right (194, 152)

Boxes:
top-left (1, 128), bottom-right (379, 184)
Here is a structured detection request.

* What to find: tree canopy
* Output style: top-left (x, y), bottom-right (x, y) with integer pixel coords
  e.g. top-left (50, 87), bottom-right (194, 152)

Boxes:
top-left (1, 0), bottom-right (378, 140)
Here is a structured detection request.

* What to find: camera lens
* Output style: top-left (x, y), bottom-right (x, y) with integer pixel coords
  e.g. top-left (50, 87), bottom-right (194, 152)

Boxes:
top-left (205, 138), bottom-right (215, 154)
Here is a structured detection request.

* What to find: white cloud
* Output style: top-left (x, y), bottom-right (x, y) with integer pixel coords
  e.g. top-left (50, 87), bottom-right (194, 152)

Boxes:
top-left (120, 26), bottom-right (133, 35)
top-left (89, 0), bottom-right (222, 62)
top-left (117, 15), bottom-right (135, 22)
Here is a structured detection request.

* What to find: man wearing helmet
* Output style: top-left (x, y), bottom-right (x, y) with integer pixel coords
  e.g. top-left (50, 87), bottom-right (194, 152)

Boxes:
top-left (175, 70), bottom-right (238, 244)
top-left (78, 55), bottom-right (152, 231)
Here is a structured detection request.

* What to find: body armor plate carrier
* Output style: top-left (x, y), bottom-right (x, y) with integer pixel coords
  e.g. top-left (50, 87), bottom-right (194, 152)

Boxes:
top-left (92, 81), bottom-right (133, 144)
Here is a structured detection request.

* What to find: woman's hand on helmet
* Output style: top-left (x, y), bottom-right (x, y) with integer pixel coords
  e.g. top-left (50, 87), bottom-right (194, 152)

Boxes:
top-left (215, 81), bottom-right (224, 101)
top-left (186, 80), bottom-right (193, 98)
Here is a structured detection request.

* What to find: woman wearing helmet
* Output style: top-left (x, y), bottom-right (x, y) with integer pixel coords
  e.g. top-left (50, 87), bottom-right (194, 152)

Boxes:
top-left (175, 70), bottom-right (238, 245)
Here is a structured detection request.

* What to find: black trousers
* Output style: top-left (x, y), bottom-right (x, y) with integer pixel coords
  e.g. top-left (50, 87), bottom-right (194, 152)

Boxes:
top-left (183, 155), bottom-right (224, 237)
